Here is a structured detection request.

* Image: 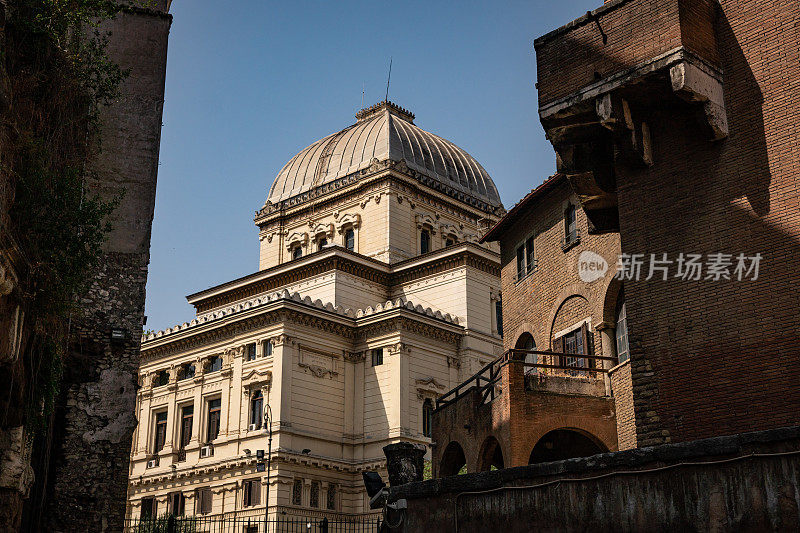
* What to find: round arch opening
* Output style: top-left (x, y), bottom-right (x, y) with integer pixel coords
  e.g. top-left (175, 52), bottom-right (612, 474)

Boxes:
top-left (478, 436), bottom-right (504, 472)
top-left (528, 429), bottom-right (607, 464)
top-left (439, 441), bottom-right (467, 477)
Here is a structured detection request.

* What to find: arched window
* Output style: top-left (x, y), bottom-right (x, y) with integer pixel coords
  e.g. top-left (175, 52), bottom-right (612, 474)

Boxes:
top-left (317, 237), bottom-right (328, 251)
top-left (615, 291), bottom-right (629, 363)
top-left (344, 228), bottom-right (355, 251)
top-left (291, 245), bottom-right (303, 260)
top-left (420, 229), bottom-right (431, 254)
top-left (422, 399), bottom-right (433, 438)
top-left (516, 333), bottom-right (537, 375)
top-left (250, 390), bottom-right (263, 429)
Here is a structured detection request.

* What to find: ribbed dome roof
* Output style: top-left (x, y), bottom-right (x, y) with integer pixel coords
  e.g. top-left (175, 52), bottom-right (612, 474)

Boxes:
top-left (267, 101), bottom-right (502, 209)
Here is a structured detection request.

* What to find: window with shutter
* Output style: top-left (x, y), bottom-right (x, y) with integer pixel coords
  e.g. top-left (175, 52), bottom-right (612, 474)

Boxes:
top-left (153, 411), bottom-right (167, 452)
top-left (206, 398), bottom-right (221, 442)
top-left (180, 405), bottom-right (193, 449)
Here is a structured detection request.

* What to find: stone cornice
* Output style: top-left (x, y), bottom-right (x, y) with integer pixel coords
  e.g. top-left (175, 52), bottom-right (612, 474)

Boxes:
top-left (187, 248), bottom-right (389, 313)
top-left (141, 298), bottom-right (463, 360)
top-left (255, 165), bottom-right (503, 228)
top-left (187, 244), bottom-right (498, 314)
top-left (129, 450), bottom-right (387, 487)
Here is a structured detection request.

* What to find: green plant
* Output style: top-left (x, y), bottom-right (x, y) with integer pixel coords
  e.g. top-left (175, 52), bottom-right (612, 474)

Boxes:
top-left (3, 0), bottom-right (127, 437)
top-left (135, 515), bottom-right (198, 533)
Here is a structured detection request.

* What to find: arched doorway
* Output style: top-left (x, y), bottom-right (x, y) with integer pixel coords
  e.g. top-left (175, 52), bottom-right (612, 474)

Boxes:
top-left (528, 429), bottom-right (607, 464)
top-left (515, 332), bottom-right (538, 375)
top-left (478, 436), bottom-right (504, 471)
top-left (439, 441), bottom-right (467, 477)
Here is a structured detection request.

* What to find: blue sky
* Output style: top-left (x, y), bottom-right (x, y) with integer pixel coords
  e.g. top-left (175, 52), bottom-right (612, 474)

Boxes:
top-left (144, 0), bottom-right (599, 332)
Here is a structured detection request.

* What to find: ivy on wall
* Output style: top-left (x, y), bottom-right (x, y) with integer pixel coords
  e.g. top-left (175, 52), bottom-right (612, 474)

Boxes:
top-left (2, 0), bottom-right (128, 436)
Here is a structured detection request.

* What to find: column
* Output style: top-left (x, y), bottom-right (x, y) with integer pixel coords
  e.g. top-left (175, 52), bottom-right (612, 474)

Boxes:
top-left (136, 376), bottom-right (153, 455)
top-left (270, 335), bottom-right (295, 447)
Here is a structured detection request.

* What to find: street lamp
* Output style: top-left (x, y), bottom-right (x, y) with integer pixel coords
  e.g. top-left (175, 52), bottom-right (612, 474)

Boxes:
top-left (263, 403), bottom-right (273, 531)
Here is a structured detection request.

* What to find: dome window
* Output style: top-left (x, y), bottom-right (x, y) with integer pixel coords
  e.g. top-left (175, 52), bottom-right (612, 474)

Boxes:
top-left (344, 228), bottom-right (355, 251)
top-left (420, 229), bottom-right (431, 254)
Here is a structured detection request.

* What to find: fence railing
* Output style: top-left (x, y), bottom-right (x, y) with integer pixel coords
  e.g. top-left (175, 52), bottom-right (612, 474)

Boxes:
top-left (435, 350), bottom-right (617, 411)
top-left (124, 515), bottom-right (382, 533)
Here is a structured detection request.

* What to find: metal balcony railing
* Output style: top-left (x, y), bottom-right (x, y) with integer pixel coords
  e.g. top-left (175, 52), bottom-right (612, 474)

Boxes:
top-left (435, 349), bottom-right (617, 411)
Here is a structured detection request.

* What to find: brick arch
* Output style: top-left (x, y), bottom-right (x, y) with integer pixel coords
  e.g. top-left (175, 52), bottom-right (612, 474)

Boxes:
top-left (544, 285), bottom-right (595, 349)
top-left (600, 276), bottom-right (624, 326)
top-left (528, 427), bottom-right (609, 464)
top-left (477, 435), bottom-right (505, 472)
top-left (439, 441), bottom-right (467, 477)
top-left (518, 413), bottom-right (619, 465)
top-left (511, 322), bottom-right (543, 352)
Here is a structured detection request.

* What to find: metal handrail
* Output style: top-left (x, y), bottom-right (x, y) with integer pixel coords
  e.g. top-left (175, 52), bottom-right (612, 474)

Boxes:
top-left (435, 349), bottom-right (615, 411)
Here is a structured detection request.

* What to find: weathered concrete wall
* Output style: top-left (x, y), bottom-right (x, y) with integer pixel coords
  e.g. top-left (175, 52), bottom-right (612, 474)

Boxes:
top-left (386, 426), bottom-right (800, 533)
top-left (33, 4), bottom-right (172, 532)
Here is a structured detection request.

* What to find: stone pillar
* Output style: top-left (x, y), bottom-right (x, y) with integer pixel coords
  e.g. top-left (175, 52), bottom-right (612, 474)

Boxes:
top-left (270, 335), bottom-right (295, 448)
top-left (383, 442), bottom-right (425, 486)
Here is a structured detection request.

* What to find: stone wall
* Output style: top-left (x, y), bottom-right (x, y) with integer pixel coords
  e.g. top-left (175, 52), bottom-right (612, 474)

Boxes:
top-left (385, 426), bottom-right (800, 532)
top-left (27, 4), bottom-right (172, 532)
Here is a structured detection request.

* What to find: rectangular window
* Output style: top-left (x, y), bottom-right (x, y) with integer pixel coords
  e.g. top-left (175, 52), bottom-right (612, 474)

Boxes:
top-left (292, 479), bottom-right (302, 506)
top-left (371, 348), bottom-right (383, 367)
top-left (243, 479), bottom-right (260, 507)
top-left (140, 497), bottom-right (155, 519)
top-left (565, 204), bottom-right (577, 243)
top-left (495, 300), bottom-right (503, 338)
top-left (616, 302), bottom-right (629, 363)
top-left (310, 481), bottom-right (320, 508)
top-left (516, 246), bottom-right (525, 280)
top-left (263, 340), bottom-right (272, 357)
top-left (206, 398), bottom-right (221, 443)
top-left (420, 229), bottom-right (430, 254)
top-left (525, 236), bottom-right (535, 273)
top-left (170, 492), bottom-right (185, 516)
top-left (153, 411), bottom-right (167, 453)
top-left (246, 342), bottom-right (257, 361)
top-left (345, 228), bottom-right (355, 251)
top-left (562, 325), bottom-right (590, 371)
top-left (250, 391), bottom-right (263, 428)
top-left (180, 405), bottom-right (193, 450)
top-left (206, 356), bottom-right (222, 373)
top-left (326, 484), bottom-right (337, 510)
top-left (422, 400), bottom-right (433, 438)
top-left (197, 488), bottom-right (212, 515)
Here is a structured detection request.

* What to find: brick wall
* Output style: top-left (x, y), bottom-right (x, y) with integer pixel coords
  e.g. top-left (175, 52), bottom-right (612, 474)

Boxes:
top-left (535, 0), bottom-right (800, 446)
top-left (609, 360), bottom-right (636, 450)
top-left (498, 178), bottom-right (620, 356)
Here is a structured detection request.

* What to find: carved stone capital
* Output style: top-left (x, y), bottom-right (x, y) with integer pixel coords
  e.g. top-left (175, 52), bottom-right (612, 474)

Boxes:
top-left (343, 350), bottom-right (366, 363)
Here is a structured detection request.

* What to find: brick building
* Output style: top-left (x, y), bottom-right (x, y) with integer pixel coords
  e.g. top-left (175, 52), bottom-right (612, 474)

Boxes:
top-left (534, 0), bottom-right (800, 447)
top-left (431, 173), bottom-right (623, 477)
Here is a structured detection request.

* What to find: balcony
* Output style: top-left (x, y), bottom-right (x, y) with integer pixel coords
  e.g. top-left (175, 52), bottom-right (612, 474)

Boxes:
top-left (435, 349), bottom-right (614, 411)
top-left (534, 0), bottom-right (726, 233)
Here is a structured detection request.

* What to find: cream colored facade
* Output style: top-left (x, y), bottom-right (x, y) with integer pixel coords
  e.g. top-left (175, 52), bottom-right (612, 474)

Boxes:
top-left (127, 101), bottom-right (505, 522)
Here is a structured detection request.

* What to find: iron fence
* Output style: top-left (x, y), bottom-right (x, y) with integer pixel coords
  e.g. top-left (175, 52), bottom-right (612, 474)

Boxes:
top-left (124, 515), bottom-right (382, 533)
